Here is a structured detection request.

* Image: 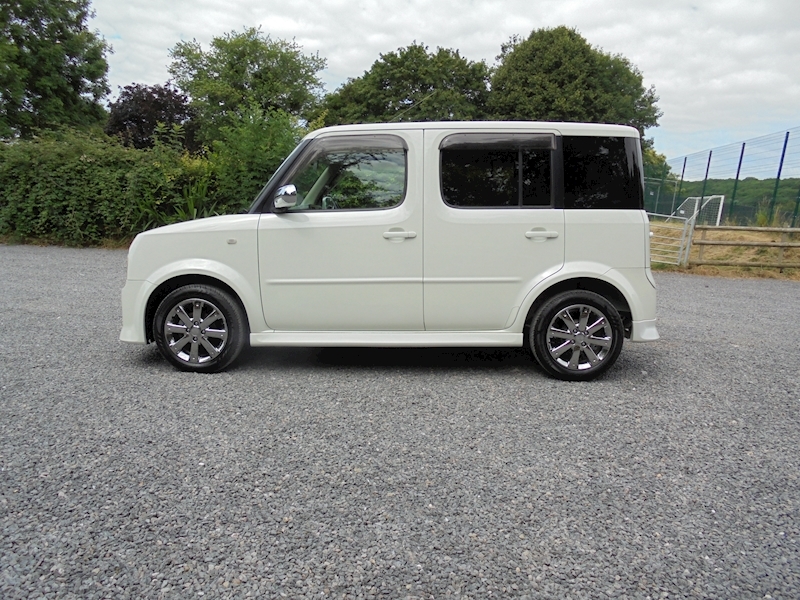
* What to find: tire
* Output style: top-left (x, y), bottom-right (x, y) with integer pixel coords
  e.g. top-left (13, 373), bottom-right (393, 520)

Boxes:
top-left (529, 290), bottom-right (624, 381)
top-left (153, 284), bottom-right (247, 373)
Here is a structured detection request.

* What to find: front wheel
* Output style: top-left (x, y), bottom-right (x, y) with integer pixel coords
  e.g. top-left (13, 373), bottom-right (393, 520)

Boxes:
top-left (153, 284), bottom-right (247, 372)
top-left (529, 290), bottom-right (624, 381)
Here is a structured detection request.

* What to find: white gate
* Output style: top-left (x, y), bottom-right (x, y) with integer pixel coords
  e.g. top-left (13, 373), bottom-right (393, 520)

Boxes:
top-left (648, 212), bottom-right (696, 266)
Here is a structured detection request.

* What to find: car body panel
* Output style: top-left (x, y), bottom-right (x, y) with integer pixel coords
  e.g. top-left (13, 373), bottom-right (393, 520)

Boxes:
top-left (121, 214), bottom-right (266, 341)
top-left (257, 130), bottom-right (424, 331)
top-left (421, 127), bottom-right (565, 331)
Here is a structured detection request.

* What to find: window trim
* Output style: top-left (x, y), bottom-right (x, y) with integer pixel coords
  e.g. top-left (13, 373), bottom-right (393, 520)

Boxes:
top-left (440, 132), bottom-right (556, 151)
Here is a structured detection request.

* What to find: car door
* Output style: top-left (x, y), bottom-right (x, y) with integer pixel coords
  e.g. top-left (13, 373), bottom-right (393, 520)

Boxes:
top-left (422, 128), bottom-right (565, 331)
top-left (257, 130), bottom-right (424, 331)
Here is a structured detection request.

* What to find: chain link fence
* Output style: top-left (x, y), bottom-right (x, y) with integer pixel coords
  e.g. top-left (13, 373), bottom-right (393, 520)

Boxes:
top-left (645, 126), bottom-right (800, 228)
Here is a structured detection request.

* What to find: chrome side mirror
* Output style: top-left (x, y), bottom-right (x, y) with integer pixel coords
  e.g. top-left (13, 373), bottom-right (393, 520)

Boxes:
top-left (273, 184), bottom-right (297, 211)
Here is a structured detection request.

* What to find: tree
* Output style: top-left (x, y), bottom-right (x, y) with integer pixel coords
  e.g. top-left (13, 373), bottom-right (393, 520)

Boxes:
top-left (320, 43), bottom-right (490, 125)
top-left (489, 27), bottom-right (661, 136)
top-left (642, 143), bottom-right (671, 180)
top-left (168, 28), bottom-right (325, 142)
top-left (209, 105), bottom-right (303, 213)
top-left (0, 0), bottom-right (110, 138)
top-left (105, 83), bottom-right (195, 149)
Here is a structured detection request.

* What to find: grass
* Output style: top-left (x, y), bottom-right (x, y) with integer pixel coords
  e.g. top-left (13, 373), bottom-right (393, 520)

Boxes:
top-left (652, 262), bottom-right (800, 281)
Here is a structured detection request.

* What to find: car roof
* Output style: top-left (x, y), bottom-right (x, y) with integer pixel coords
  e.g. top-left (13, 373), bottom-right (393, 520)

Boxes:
top-left (304, 121), bottom-right (641, 140)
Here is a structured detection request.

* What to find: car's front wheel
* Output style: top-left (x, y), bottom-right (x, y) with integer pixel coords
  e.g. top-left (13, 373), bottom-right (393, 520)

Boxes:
top-left (153, 284), bottom-right (247, 372)
top-left (529, 290), bottom-right (624, 381)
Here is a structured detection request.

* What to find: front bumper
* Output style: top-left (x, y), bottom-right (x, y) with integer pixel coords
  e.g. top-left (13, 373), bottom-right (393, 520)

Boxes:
top-left (120, 279), bottom-right (154, 344)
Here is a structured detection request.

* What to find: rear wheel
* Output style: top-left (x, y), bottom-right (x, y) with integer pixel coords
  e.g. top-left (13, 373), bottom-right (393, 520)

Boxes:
top-left (529, 290), bottom-right (624, 381)
top-left (153, 284), bottom-right (247, 372)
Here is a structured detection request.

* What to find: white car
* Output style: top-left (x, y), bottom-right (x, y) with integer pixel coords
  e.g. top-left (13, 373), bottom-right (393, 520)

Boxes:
top-left (121, 121), bottom-right (658, 380)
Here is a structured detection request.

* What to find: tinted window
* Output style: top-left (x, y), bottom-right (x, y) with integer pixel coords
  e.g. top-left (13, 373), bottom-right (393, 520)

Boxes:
top-left (563, 136), bottom-right (644, 209)
top-left (441, 134), bottom-right (554, 208)
top-left (281, 135), bottom-right (407, 211)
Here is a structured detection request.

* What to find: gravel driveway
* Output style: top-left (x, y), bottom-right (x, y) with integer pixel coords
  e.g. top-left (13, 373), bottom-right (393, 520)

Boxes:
top-left (1, 244), bottom-right (799, 599)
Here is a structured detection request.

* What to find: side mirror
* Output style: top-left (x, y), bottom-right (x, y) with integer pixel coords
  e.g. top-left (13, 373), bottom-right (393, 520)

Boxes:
top-left (273, 184), bottom-right (297, 211)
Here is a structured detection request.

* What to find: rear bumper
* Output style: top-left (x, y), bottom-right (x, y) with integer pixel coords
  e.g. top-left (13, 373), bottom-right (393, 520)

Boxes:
top-left (631, 319), bottom-right (659, 342)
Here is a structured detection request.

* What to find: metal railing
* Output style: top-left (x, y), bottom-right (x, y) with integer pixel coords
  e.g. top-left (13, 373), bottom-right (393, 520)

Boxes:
top-left (645, 126), bottom-right (800, 228)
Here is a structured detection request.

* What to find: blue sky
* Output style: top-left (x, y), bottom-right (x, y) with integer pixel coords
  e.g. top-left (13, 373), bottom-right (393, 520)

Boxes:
top-left (90, 0), bottom-right (800, 160)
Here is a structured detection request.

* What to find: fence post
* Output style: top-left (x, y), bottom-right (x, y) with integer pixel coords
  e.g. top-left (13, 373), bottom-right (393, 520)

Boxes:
top-left (698, 228), bottom-right (707, 262)
top-left (698, 151), bottom-right (713, 222)
top-left (769, 131), bottom-right (790, 224)
top-left (792, 184), bottom-right (800, 228)
top-left (654, 163), bottom-right (668, 214)
top-left (674, 157), bottom-right (687, 214)
top-left (682, 214), bottom-right (697, 266)
top-left (729, 142), bottom-right (746, 224)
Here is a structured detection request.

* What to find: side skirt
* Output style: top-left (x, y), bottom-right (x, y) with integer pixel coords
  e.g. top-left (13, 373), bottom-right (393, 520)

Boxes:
top-left (249, 331), bottom-right (523, 348)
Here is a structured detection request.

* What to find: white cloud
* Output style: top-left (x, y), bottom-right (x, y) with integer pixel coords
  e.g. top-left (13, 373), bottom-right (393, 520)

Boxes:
top-left (90, 0), bottom-right (800, 158)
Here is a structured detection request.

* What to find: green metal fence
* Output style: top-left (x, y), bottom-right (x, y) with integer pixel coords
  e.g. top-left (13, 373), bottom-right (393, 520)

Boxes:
top-left (645, 126), bottom-right (800, 228)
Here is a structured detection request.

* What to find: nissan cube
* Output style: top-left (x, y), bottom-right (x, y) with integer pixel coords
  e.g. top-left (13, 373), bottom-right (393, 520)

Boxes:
top-left (121, 121), bottom-right (659, 380)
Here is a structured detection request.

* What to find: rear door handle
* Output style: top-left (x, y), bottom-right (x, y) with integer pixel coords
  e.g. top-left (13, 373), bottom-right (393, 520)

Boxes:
top-left (383, 231), bottom-right (417, 239)
top-left (525, 230), bottom-right (559, 240)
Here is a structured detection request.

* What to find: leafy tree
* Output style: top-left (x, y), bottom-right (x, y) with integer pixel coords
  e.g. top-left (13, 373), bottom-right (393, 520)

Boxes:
top-left (489, 27), bottom-right (661, 136)
top-left (168, 28), bottom-right (325, 142)
top-left (105, 83), bottom-right (195, 150)
top-left (643, 144), bottom-right (671, 180)
top-left (0, 0), bottom-right (110, 138)
top-left (320, 43), bottom-right (490, 125)
top-left (208, 105), bottom-right (302, 212)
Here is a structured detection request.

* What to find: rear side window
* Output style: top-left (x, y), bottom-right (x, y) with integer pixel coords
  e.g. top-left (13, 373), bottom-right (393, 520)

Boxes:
top-left (440, 134), bottom-right (554, 208)
top-left (562, 136), bottom-right (644, 209)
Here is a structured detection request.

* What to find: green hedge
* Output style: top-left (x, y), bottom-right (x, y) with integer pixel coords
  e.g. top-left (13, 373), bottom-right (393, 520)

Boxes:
top-left (0, 110), bottom-right (301, 245)
top-left (0, 130), bottom-right (141, 244)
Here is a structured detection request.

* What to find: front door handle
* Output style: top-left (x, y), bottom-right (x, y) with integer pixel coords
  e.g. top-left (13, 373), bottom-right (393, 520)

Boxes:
top-left (383, 231), bottom-right (417, 240)
top-left (525, 230), bottom-right (559, 240)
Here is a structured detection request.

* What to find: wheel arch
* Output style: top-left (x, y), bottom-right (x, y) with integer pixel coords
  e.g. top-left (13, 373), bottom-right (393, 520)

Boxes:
top-left (144, 275), bottom-right (250, 344)
top-left (521, 277), bottom-right (633, 342)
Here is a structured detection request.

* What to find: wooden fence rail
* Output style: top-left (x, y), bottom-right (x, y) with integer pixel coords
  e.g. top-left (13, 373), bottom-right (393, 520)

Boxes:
top-left (691, 226), bottom-right (800, 268)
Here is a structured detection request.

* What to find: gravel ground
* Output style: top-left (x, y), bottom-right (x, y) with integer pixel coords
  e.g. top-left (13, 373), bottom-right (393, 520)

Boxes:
top-left (1, 244), bottom-right (799, 599)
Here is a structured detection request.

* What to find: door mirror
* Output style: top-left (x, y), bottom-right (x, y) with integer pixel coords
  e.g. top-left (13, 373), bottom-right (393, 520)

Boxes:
top-left (273, 184), bottom-right (297, 211)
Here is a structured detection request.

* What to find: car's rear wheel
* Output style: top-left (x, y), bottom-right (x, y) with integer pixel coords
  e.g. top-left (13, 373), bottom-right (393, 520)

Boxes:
top-left (153, 284), bottom-right (247, 372)
top-left (529, 290), bottom-right (624, 381)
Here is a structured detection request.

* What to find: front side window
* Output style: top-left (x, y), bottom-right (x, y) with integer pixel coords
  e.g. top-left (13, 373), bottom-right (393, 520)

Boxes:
top-left (280, 135), bottom-right (407, 211)
top-left (563, 136), bottom-right (644, 209)
top-left (440, 133), bottom-right (554, 208)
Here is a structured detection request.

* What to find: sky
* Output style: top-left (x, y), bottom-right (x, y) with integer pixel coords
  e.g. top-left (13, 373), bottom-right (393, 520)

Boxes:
top-left (89, 0), bottom-right (800, 160)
